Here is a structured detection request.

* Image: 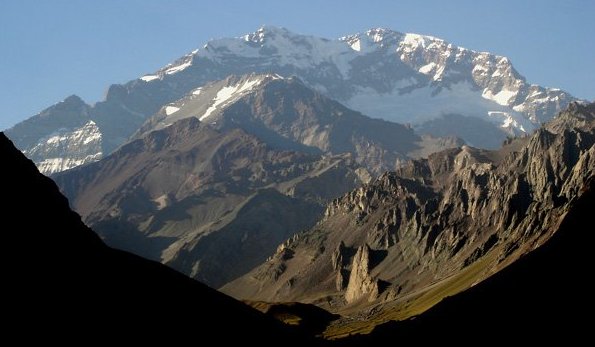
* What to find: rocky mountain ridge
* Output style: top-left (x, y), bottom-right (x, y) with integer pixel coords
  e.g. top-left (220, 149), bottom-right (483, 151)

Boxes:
top-left (54, 74), bottom-right (461, 287)
top-left (54, 115), bottom-right (368, 287)
top-left (222, 102), bottom-right (595, 328)
top-left (137, 73), bottom-right (462, 174)
top-left (6, 26), bottom-right (579, 174)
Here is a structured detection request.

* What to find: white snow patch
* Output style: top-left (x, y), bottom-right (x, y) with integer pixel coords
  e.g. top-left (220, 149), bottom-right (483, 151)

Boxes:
top-left (512, 104), bottom-right (526, 112)
top-left (44, 121), bottom-right (101, 146)
top-left (401, 33), bottom-right (430, 52)
top-left (192, 88), bottom-right (203, 96)
top-left (418, 63), bottom-right (436, 74)
top-left (433, 65), bottom-right (445, 81)
top-left (205, 37), bottom-right (261, 58)
top-left (28, 120), bottom-right (103, 174)
top-left (372, 32), bottom-right (384, 43)
top-left (488, 112), bottom-right (527, 132)
top-left (83, 130), bottom-right (102, 145)
top-left (346, 81), bottom-right (489, 124)
top-left (350, 39), bottom-right (361, 52)
top-left (200, 77), bottom-right (263, 120)
top-left (36, 152), bottom-right (103, 175)
top-left (165, 61), bottom-right (192, 74)
top-left (472, 64), bottom-right (488, 74)
top-left (482, 88), bottom-right (517, 106)
top-left (344, 81), bottom-right (534, 137)
top-left (532, 97), bottom-right (550, 104)
top-left (140, 75), bottom-right (159, 82)
top-left (165, 106), bottom-right (180, 115)
top-left (209, 28), bottom-right (354, 78)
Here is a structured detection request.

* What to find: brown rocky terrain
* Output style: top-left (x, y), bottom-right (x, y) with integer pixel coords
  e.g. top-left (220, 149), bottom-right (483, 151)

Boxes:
top-left (223, 102), bottom-right (595, 335)
top-left (334, 174), bottom-right (595, 345)
top-left (54, 75), bottom-right (458, 288)
top-left (137, 74), bottom-right (462, 174)
top-left (3, 100), bottom-right (592, 345)
top-left (55, 116), bottom-right (367, 287)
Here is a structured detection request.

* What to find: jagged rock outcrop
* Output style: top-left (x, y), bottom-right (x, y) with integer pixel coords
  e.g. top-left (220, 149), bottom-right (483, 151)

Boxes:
top-left (222, 103), bottom-right (595, 320)
top-left (344, 245), bottom-right (379, 303)
top-left (337, 176), bottom-right (595, 345)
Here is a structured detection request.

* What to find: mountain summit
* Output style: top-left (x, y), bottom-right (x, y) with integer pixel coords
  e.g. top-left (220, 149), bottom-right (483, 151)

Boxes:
top-left (142, 25), bottom-right (575, 136)
top-left (6, 26), bottom-right (579, 174)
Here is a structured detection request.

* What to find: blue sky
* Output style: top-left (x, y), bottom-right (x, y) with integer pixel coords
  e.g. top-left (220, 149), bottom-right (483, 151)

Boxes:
top-left (1, 0), bottom-right (593, 130)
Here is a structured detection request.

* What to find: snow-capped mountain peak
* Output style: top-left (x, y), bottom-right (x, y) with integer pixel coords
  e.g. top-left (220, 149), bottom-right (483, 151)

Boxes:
top-left (137, 24), bottom-right (564, 138)
top-left (8, 26), bottom-right (580, 174)
top-left (243, 25), bottom-right (293, 44)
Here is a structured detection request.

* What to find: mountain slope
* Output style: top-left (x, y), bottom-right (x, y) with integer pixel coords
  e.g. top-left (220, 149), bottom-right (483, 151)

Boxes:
top-left (54, 116), bottom-right (368, 287)
top-left (0, 132), bottom-right (314, 345)
top-left (6, 26), bottom-right (578, 174)
top-left (4, 95), bottom-right (102, 175)
top-left (336, 175), bottom-right (595, 345)
top-left (137, 73), bottom-right (461, 174)
top-left (223, 103), bottom-right (595, 332)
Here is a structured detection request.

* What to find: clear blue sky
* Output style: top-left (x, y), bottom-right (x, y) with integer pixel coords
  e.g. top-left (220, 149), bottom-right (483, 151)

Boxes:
top-left (1, 0), bottom-right (593, 130)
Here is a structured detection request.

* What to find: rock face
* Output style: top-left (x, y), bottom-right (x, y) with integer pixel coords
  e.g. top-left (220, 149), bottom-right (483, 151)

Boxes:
top-left (0, 132), bottom-right (312, 345)
top-left (137, 73), bottom-right (462, 174)
top-left (222, 103), bottom-right (595, 318)
top-left (3, 123), bottom-right (592, 343)
top-left (338, 175), bottom-right (595, 345)
top-left (53, 75), bottom-right (460, 288)
top-left (5, 95), bottom-right (102, 175)
top-left (6, 26), bottom-right (579, 174)
top-left (54, 116), bottom-right (366, 288)
top-left (344, 245), bottom-right (379, 304)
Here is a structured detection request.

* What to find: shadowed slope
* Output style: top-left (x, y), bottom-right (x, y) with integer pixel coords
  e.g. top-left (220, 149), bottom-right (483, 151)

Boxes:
top-left (54, 117), bottom-right (365, 287)
top-left (337, 176), bottom-right (595, 345)
top-left (0, 133), bottom-right (313, 345)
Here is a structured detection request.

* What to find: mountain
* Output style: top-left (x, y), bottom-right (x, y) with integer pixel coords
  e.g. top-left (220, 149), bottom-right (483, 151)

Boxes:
top-left (6, 26), bottom-right (578, 174)
top-left (53, 74), bottom-right (460, 288)
top-left (2, 99), bottom-right (590, 346)
top-left (337, 175), bottom-right (595, 345)
top-left (4, 95), bottom-right (101, 175)
top-left (53, 116), bottom-right (367, 288)
top-left (0, 132), bottom-right (315, 345)
top-left (222, 102), bottom-right (595, 336)
top-left (136, 73), bottom-right (462, 174)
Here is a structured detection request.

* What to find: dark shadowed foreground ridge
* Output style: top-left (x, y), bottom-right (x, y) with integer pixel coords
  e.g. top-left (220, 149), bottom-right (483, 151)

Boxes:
top-left (0, 132), bottom-right (314, 345)
top-left (2, 103), bottom-right (593, 345)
